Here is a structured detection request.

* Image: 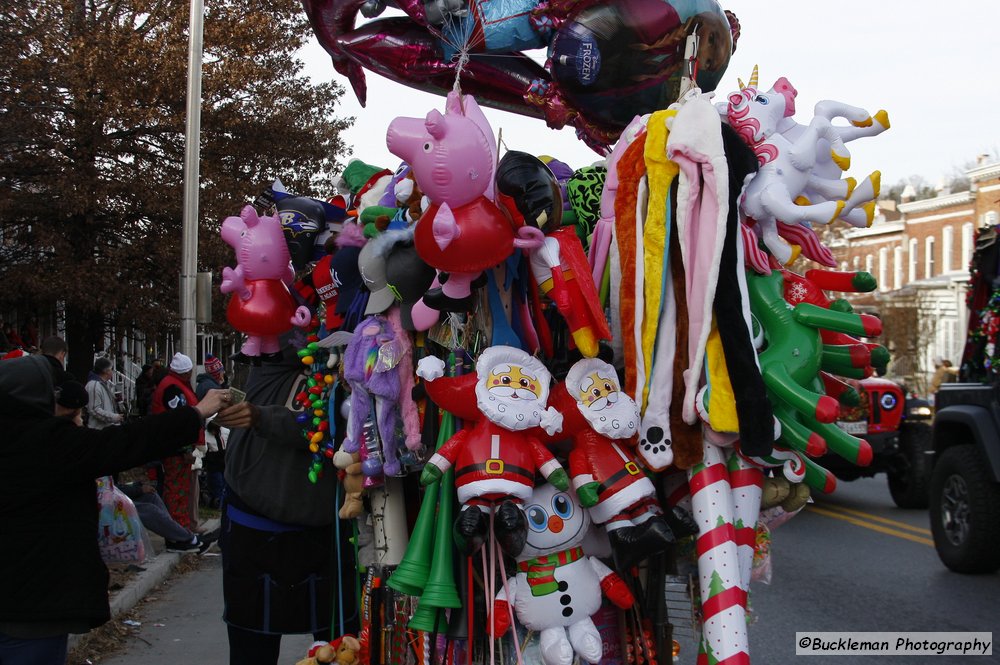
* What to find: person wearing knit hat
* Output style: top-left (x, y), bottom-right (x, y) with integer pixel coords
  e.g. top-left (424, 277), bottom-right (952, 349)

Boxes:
top-left (57, 381), bottom-right (88, 410)
top-left (169, 352), bottom-right (194, 375)
top-left (203, 354), bottom-right (225, 385)
top-left (56, 380), bottom-right (89, 427)
top-left (151, 352), bottom-right (204, 531)
top-left (196, 356), bottom-right (228, 400)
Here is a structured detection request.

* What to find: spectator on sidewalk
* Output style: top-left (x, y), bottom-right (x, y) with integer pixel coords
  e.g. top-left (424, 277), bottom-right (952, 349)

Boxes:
top-left (40, 336), bottom-right (75, 387)
top-left (55, 380), bottom-right (88, 427)
top-left (0, 354), bottom-right (230, 665)
top-left (21, 317), bottom-right (39, 349)
top-left (85, 358), bottom-right (124, 430)
top-left (133, 363), bottom-right (156, 417)
top-left (214, 345), bottom-right (361, 665)
top-left (196, 354), bottom-right (228, 509)
top-left (117, 481), bottom-right (220, 554)
top-left (2, 321), bottom-right (23, 350)
top-left (151, 353), bottom-right (203, 532)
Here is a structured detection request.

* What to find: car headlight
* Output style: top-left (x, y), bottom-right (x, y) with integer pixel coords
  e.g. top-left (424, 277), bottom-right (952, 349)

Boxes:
top-left (908, 405), bottom-right (933, 418)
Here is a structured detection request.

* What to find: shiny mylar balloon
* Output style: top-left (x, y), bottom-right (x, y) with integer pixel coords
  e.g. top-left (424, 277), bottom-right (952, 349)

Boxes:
top-left (303, 0), bottom-right (736, 152)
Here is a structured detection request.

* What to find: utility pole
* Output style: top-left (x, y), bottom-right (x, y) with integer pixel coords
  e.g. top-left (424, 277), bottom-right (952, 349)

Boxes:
top-left (180, 0), bottom-right (205, 372)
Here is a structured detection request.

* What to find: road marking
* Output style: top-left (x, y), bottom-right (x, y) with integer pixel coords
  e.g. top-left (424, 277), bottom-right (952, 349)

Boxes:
top-left (806, 505), bottom-right (934, 546)
top-left (813, 503), bottom-right (932, 536)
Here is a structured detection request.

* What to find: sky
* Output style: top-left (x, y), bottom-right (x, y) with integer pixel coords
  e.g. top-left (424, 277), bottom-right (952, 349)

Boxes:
top-left (299, 0), bottom-right (1000, 189)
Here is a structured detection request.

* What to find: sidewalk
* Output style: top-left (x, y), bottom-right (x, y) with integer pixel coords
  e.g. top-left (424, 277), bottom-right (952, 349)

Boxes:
top-left (95, 556), bottom-right (315, 664)
top-left (69, 518), bottom-right (317, 664)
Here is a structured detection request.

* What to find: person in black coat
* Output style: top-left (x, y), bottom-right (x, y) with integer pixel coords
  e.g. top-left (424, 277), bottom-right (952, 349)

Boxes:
top-left (0, 355), bottom-right (230, 664)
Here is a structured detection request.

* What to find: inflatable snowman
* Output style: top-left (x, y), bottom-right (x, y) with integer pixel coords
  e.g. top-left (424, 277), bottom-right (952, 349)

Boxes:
top-left (489, 482), bottom-right (635, 665)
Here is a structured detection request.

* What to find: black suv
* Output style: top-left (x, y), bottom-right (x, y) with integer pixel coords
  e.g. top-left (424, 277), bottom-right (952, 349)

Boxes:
top-left (928, 226), bottom-right (1000, 574)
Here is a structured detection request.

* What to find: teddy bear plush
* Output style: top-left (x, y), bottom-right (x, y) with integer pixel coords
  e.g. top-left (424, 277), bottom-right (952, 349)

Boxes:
top-left (333, 448), bottom-right (365, 519)
top-left (296, 635), bottom-right (362, 665)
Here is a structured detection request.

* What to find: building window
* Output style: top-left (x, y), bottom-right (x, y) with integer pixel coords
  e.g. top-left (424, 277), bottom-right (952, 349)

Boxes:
top-left (853, 255), bottom-right (861, 271)
top-left (925, 236), bottom-right (935, 278)
top-left (865, 254), bottom-right (874, 275)
top-left (942, 226), bottom-right (953, 273)
top-left (894, 246), bottom-right (903, 290)
top-left (985, 211), bottom-right (999, 228)
top-left (909, 238), bottom-right (918, 282)
top-left (962, 222), bottom-right (974, 271)
top-left (878, 247), bottom-right (888, 291)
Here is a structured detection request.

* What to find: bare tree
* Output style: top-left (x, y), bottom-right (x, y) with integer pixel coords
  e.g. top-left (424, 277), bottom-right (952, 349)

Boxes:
top-left (876, 290), bottom-right (938, 395)
top-left (0, 2), bottom-right (352, 378)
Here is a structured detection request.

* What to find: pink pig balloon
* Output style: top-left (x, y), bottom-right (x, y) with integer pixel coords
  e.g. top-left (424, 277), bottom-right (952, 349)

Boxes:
top-left (386, 91), bottom-right (543, 329)
top-left (220, 205), bottom-right (312, 357)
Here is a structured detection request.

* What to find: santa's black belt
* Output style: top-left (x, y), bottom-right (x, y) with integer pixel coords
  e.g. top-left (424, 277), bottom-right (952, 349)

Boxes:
top-left (596, 460), bottom-right (643, 495)
top-left (455, 460), bottom-right (533, 481)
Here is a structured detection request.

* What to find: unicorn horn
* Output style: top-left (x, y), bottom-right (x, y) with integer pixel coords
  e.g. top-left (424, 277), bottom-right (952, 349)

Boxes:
top-left (738, 78), bottom-right (745, 90)
top-left (748, 64), bottom-right (759, 89)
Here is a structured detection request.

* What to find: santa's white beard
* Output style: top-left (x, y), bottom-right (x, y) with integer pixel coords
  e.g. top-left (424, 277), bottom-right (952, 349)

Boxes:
top-left (476, 382), bottom-right (544, 431)
top-left (576, 394), bottom-right (640, 439)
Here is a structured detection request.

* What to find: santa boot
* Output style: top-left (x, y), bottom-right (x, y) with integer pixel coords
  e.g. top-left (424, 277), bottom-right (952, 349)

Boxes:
top-left (494, 500), bottom-right (528, 557)
top-left (453, 505), bottom-right (489, 554)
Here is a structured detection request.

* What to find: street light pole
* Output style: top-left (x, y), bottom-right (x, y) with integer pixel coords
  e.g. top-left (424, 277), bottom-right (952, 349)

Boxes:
top-left (180, 0), bottom-right (205, 371)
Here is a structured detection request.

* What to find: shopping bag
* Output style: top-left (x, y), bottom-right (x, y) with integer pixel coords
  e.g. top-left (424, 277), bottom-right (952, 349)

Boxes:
top-left (96, 475), bottom-right (152, 564)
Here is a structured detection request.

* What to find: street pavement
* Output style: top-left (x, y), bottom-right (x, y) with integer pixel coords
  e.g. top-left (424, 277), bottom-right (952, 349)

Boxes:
top-left (746, 476), bottom-right (999, 664)
top-left (83, 478), bottom-right (998, 664)
top-left (93, 553), bottom-right (317, 665)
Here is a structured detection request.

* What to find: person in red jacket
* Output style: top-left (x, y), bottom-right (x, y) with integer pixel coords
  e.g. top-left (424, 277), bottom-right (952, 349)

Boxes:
top-left (151, 352), bottom-right (204, 530)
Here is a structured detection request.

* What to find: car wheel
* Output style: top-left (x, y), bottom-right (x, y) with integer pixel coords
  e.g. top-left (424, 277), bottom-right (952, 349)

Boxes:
top-left (929, 444), bottom-right (1000, 574)
top-left (887, 422), bottom-right (932, 509)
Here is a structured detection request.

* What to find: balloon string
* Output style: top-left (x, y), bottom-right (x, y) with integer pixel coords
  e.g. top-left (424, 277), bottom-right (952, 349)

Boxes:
top-left (452, 47), bottom-right (470, 98)
top-left (482, 524), bottom-right (494, 665)
top-left (496, 537), bottom-right (523, 665)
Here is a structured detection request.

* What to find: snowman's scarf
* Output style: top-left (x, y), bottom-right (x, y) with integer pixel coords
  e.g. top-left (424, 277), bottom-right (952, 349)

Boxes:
top-left (517, 546), bottom-right (585, 596)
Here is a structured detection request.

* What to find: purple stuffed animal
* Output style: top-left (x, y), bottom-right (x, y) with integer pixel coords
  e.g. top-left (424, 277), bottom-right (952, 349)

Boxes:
top-left (340, 315), bottom-right (404, 482)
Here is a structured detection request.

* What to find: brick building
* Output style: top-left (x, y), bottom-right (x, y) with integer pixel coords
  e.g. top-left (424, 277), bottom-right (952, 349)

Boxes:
top-left (830, 158), bottom-right (1000, 390)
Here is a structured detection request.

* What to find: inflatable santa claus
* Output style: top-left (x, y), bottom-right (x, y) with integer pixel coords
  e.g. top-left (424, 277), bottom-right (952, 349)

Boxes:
top-left (417, 346), bottom-right (568, 556)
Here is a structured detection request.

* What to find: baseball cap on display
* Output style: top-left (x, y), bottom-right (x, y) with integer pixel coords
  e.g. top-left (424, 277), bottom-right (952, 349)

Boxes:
top-left (385, 243), bottom-right (437, 331)
top-left (328, 245), bottom-right (364, 316)
top-left (359, 241), bottom-right (397, 316)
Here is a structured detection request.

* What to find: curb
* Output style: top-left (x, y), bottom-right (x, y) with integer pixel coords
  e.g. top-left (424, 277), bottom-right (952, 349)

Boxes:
top-left (68, 518), bottom-right (220, 652)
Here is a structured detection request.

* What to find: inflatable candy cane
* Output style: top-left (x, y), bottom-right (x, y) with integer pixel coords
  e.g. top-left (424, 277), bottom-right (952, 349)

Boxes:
top-left (687, 441), bottom-right (747, 664)
top-left (727, 452), bottom-right (763, 596)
